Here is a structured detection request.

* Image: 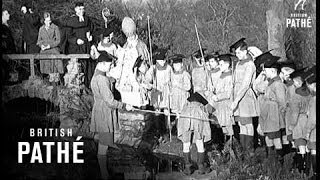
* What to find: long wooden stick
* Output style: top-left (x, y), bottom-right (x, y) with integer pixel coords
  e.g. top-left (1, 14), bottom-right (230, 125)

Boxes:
top-left (194, 24), bottom-right (214, 90)
top-left (132, 108), bottom-right (217, 122)
top-left (167, 81), bottom-right (172, 142)
top-left (147, 15), bottom-right (153, 66)
top-left (194, 24), bottom-right (205, 65)
top-left (230, 55), bottom-right (235, 151)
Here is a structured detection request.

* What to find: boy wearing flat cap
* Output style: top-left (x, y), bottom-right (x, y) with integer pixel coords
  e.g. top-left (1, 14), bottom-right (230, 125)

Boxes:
top-left (285, 68), bottom-right (312, 175)
top-left (279, 61), bottom-right (296, 85)
top-left (206, 54), bottom-right (235, 138)
top-left (148, 48), bottom-right (173, 140)
top-left (205, 52), bottom-right (222, 93)
top-left (284, 67), bottom-right (308, 153)
top-left (253, 51), bottom-right (274, 100)
top-left (229, 38), bottom-right (259, 156)
top-left (256, 54), bottom-right (287, 164)
top-left (191, 48), bottom-right (213, 94)
top-left (178, 92), bottom-right (211, 175)
top-left (132, 56), bottom-right (153, 107)
top-left (90, 53), bottom-right (133, 180)
top-left (149, 48), bottom-right (172, 109)
top-left (304, 66), bottom-right (316, 178)
top-left (169, 54), bottom-right (191, 114)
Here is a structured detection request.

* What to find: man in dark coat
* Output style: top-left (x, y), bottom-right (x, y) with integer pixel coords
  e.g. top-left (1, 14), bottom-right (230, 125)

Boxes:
top-left (64, 2), bottom-right (95, 88)
top-left (21, 3), bottom-right (41, 53)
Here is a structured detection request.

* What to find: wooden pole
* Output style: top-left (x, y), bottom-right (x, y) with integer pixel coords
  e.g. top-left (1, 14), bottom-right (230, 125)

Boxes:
top-left (194, 24), bottom-right (214, 90)
top-left (167, 82), bottom-right (172, 142)
top-left (29, 55), bottom-right (35, 79)
top-left (147, 15), bottom-right (153, 66)
top-left (132, 108), bottom-right (217, 122)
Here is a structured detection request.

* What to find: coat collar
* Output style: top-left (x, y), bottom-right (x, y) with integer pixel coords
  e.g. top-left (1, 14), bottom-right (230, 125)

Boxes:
top-left (220, 70), bottom-right (232, 78)
top-left (156, 62), bottom-right (168, 71)
top-left (94, 69), bottom-right (106, 77)
top-left (43, 23), bottom-right (55, 31)
top-left (173, 68), bottom-right (185, 74)
top-left (237, 55), bottom-right (252, 65)
top-left (209, 68), bottom-right (220, 74)
top-left (295, 86), bottom-right (310, 97)
top-left (268, 76), bottom-right (281, 86)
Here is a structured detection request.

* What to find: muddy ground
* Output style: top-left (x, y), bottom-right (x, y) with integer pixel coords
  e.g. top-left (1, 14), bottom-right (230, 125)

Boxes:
top-left (2, 97), bottom-right (311, 180)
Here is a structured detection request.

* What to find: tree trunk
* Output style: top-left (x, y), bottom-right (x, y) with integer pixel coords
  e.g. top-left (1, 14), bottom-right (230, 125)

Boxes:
top-left (266, 0), bottom-right (287, 61)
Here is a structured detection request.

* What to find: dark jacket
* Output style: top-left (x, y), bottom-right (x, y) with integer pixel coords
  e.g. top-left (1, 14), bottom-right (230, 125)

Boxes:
top-left (1, 24), bottom-right (16, 54)
top-left (64, 15), bottom-right (94, 54)
top-left (22, 12), bottom-right (41, 45)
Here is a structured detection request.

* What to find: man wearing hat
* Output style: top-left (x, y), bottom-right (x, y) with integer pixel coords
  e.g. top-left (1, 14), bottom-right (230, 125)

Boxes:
top-left (121, 16), bottom-right (150, 64)
top-left (115, 16), bottom-right (150, 106)
top-left (256, 54), bottom-right (287, 164)
top-left (304, 67), bottom-right (316, 179)
top-left (90, 52), bottom-right (134, 180)
top-left (229, 38), bottom-right (259, 156)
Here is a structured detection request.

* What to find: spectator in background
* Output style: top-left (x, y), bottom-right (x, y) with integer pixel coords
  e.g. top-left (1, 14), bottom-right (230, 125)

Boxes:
top-left (1, 9), bottom-right (17, 85)
top-left (1, 9), bottom-right (16, 54)
top-left (37, 12), bottom-right (63, 85)
top-left (21, 3), bottom-right (41, 53)
top-left (64, 1), bottom-right (95, 88)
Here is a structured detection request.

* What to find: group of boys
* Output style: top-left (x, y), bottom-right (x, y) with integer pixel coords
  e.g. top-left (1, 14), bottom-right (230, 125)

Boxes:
top-left (130, 38), bottom-right (316, 178)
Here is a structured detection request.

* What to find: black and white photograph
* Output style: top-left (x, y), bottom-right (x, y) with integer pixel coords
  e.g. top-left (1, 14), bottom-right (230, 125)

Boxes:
top-left (1, 0), bottom-right (317, 179)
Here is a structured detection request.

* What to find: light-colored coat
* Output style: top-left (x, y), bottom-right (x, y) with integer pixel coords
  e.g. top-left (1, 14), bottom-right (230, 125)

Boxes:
top-left (288, 89), bottom-right (311, 140)
top-left (305, 95), bottom-right (316, 143)
top-left (177, 101), bottom-right (211, 143)
top-left (37, 23), bottom-right (63, 74)
top-left (284, 85), bottom-right (300, 136)
top-left (259, 76), bottom-right (287, 133)
top-left (151, 63), bottom-right (172, 109)
top-left (170, 70), bottom-right (191, 113)
top-left (192, 66), bottom-right (211, 93)
top-left (253, 72), bottom-right (269, 116)
top-left (209, 68), bottom-right (222, 93)
top-left (233, 57), bottom-right (259, 117)
top-left (214, 71), bottom-right (234, 127)
top-left (122, 37), bottom-right (150, 64)
top-left (90, 72), bottom-right (124, 133)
